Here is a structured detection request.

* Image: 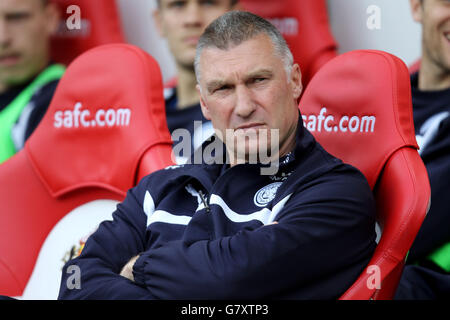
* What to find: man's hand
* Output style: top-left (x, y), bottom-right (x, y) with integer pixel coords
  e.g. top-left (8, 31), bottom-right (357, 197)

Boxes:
top-left (119, 224), bottom-right (278, 282)
top-left (120, 255), bottom-right (140, 282)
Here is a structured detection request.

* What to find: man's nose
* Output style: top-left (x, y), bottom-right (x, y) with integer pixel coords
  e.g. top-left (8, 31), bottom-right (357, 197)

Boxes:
top-left (234, 86), bottom-right (257, 118)
top-left (183, 2), bottom-right (203, 27)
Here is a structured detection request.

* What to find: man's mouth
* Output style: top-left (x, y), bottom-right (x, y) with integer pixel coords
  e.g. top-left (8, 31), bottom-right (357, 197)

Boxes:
top-left (235, 123), bottom-right (267, 133)
top-left (184, 36), bottom-right (200, 46)
top-left (0, 54), bottom-right (21, 66)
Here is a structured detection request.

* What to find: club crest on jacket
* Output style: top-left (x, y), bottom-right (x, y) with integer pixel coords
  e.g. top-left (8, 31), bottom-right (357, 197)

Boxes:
top-left (253, 182), bottom-right (283, 207)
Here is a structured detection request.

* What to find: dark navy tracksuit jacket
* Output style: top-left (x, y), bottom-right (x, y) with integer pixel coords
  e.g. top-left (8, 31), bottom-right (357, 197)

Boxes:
top-left (58, 121), bottom-right (376, 300)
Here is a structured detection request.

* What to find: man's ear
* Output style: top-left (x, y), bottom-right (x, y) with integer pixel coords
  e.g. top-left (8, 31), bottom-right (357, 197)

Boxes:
top-left (290, 63), bottom-right (303, 100)
top-left (410, 0), bottom-right (423, 23)
top-left (197, 84), bottom-right (212, 120)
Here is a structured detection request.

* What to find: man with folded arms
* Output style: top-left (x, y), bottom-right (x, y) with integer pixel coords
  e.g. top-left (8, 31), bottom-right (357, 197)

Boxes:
top-left (58, 11), bottom-right (376, 300)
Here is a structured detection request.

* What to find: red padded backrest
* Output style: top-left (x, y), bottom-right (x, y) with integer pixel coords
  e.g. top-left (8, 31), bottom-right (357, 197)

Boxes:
top-left (300, 50), bottom-right (417, 188)
top-left (28, 44), bottom-right (173, 196)
top-left (50, 0), bottom-right (125, 66)
top-left (299, 50), bottom-right (430, 299)
top-left (240, 0), bottom-right (338, 86)
top-left (0, 44), bottom-right (174, 298)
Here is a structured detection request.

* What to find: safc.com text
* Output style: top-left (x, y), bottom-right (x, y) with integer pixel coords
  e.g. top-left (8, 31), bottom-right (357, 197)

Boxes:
top-left (302, 107), bottom-right (376, 133)
top-left (53, 102), bottom-right (131, 128)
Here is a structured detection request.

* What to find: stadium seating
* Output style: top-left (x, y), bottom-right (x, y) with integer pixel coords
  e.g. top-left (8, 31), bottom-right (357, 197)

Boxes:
top-left (0, 44), bottom-right (174, 299)
top-left (240, 0), bottom-right (338, 86)
top-left (299, 50), bottom-right (431, 299)
top-left (50, 0), bottom-right (125, 66)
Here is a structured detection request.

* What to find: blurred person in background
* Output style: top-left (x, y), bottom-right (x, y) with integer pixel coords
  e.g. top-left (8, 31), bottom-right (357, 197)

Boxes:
top-left (153, 0), bottom-right (239, 163)
top-left (396, 0), bottom-right (450, 299)
top-left (0, 0), bottom-right (65, 163)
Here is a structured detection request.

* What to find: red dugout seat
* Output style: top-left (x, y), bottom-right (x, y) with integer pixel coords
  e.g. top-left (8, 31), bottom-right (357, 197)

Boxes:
top-left (50, 0), bottom-right (125, 66)
top-left (240, 0), bottom-right (338, 86)
top-left (299, 50), bottom-right (431, 299)
top-left (409, 59), bottom-right (421, 74)
top-left (0, 44), bottom-right (174, 299)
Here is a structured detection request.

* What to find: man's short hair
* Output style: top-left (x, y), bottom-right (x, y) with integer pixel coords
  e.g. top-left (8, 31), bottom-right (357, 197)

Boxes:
top-left (194, 11), bottom-right (294, 83)
top-left (157, 0), bottom-right (239, 8)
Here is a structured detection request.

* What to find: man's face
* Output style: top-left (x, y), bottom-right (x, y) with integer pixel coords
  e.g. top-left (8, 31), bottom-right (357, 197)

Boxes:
top-left (0, 0), bottom-right (58, 88)
top-left (154, 0), bottom-right (236, 70)
top-left (197, 34), bottom-right (302, 162)
top-left (411, 0), bottom-right (450, 73)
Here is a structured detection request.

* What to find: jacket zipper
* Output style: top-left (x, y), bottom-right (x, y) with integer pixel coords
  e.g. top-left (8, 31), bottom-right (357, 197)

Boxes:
top-left (197, 189), bottom-right (211, 214)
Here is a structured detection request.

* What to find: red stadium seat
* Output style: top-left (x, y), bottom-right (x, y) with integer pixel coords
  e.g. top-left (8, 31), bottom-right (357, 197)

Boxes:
top-left (240, 0), bottom-right (338, 87)
top-left (0, 44), bottom-right (174, 299)
top-left (299, 50), bottom-right (431, 300)
top-left (409, 59), bottom-right (421, 74)
top-left (50, 0), bottom-right (125, 66)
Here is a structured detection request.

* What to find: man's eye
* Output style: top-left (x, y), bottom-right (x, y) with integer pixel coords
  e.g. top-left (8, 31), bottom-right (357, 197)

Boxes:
top-left (6, 13), bottom-right (30, 22)
top-left (168, 0), bottom-right (186, 9)
top-left (251, 77), bottom-right (268, 85)
top-left (214, 85), bottom-right (231, 93)
top-left (200, 0), bottom-right (218, 6)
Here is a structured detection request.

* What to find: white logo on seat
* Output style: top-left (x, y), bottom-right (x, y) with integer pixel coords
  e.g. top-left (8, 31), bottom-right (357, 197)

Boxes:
top-left (18, 200), bottom-right (117, 300)
top-left (268, 17), bottom-right (299, 36)
top-left (53, 102), bottom-right (131, 129)
top-left (302, 107), bottom-right (376, 134)
top-left (254, 182), bottom-right (282, 207)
